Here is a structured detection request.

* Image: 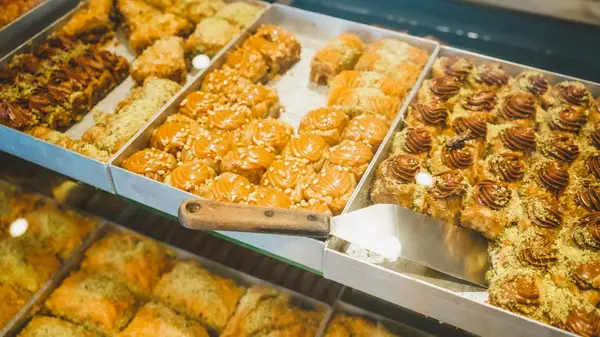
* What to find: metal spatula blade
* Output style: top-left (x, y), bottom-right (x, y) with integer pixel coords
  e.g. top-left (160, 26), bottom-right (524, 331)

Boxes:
top-left (178, 199), bottom-right (490, 286)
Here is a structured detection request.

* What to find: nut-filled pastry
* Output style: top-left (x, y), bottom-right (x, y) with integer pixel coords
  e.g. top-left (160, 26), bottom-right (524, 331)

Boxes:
top-left (150, 121), bottom-right (199, 155)
top-left (304, 165), bottom-right (357, 215)
top-left (118, 302), bottom-right (209, 337)
top-left (215, 2), bottom-right (263, 27)
top-left (0, 238), bottom-right (60, 293)
top-left (131, 36), bottom-right (187, 84)
top-left (164, 161), bottom-right (217, 194)
top-left (341, 113), bottom-right (389, 150)
top-left (248, 186), bottom-right (292, 209)
top-left (328, 87), bottom-right (400, 121)
top-left (180, 129), bottom-right (233, 171)
top-left (166, 0), bottom-right (224, 23)
top-left (242, 24), bottom-right (301, 78)
top-left (121, 148), bottom-right (177, 181)
top-left (261, 159), bottom-right (315, 203)
top-left (0, 284), bottom-right (28, 329)
top-left (179, 91), bottom-right (227, 120)
top-left (310, 33), bottom-right (364, 85)
top-left (370, 154), bottom-right (426, 210)
top-left (197, 172), bottom-right (253, 203)
top-left (298, 107), bottom-right (348, 146)
top-left (422, 170), bottom-right (468, 225)
top-left (330, 70), bottom-right (409, 98)
top-left (323, 140), bottom-right (373, 179)
top-left (185, 17), bottom-right (240, 57)
top-left (220, 145), bottom-right (275, 184)
top-left (240, 119), bottom-right (293, 153)
top-left (18, 316), bottom-right (99, 337)
top-left (282, 134), bottom-right (330, 171)
top-left (225, 46), bottom-right (269, 83)
top-left (323, 314), bottom-right (398, 337)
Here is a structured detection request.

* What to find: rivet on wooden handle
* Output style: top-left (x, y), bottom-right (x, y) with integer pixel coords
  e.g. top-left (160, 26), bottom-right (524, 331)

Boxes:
top-left (178, 198), bottom-right (331, 238)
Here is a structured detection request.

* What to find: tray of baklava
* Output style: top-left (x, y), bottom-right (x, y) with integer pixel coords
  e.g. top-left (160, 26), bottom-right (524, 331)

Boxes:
top-left (109, 3), bottom-right (439, 220)
top-left (0, 0), bottom-right (269, 192)
top-left (326, 45), bottom-right (600, 337)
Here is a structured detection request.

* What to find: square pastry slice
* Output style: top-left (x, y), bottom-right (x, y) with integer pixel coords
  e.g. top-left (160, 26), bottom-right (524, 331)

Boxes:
top-left (0, 283), bottom-right (29, 329)
top-left (186, 18), bottom-right (241, 57)
top-left (310, 34), bottom-right (364, 85)
top-left (18, 315), bottom-right (99, 337)
top-left (45, 271), bottom-right (138, 334)
top-left (118, 302), bottom-right (209, 337)
top-left (215, 2), bottom-right (263, 27)
top-left (131, 37), bottom-right (187, 84)
top-left (153, 260), bottom-right (245, 332)
top-left (242, 25), bottom-right (301, 78)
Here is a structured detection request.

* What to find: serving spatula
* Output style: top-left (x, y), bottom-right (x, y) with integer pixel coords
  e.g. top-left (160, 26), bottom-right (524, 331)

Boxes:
top-left (178, 198), bottom-right (490, 287)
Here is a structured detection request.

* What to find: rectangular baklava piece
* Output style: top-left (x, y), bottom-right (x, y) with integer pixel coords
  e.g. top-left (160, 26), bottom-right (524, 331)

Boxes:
top-left (0, 283), bottom-right (29, 329)
top-left (45, 271), bottom-right (138, 334)
top-left (323, 314), bottom-right (398, 337)
top-left (310, 33), bottom-right (364, 85)
top-left (18, 315), bottom-right (99, 337)
top-left (118, 302), bottom-right (210, 337)
top-left (153, 260), bottom-right (245, 332)
top-left (130, 36), bottom-right (187, 84)
top-left (185, 17), bottom-right (241, 57)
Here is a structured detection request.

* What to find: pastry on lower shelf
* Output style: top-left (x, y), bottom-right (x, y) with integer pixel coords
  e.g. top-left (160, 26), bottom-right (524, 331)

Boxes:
top-left (0, 182), bottom-right (41, 225)
top-left (341, 113), bottom-right (389, 150)
top-left (197, 172), bottom-right (253, 203)
top-left (18, 315), bottom-right (99, 337)
top-left (164, 161), bottom-right (217, 194)
top-left (327, 87), bottom-right (400, 121)
top-left (281, 134), bottom-right (330, 171)
top-left (225, 46), bottom-right (269, 83)
top-left (310, 34), bottom-right (364, 85)
top-left (247, 186), bottom-right (293, 209)
top-left (537, 132), bottom-right (580, 164)
top-left (80, 232), bottom-right (172, 296)
top-left (298, 107), bottom-right (349, 146)
top-left (240, 119), bottom-right (293, 153)
top-left (220, 145), bottom-right (275, 184)
top-left (390, 127), bottom-right (433, 160)
top-left (323, 140), bottom-right (373, 179)
top-left (167, 0), bottom-right (224, 23)
top-left (226, 83), bottom-right (281, 119)
top-left (261, 159), bottom-right (315, 203)
top-left (185, 17), bottom-right (241, 57)
top-left (293, 199), bottom-right (333, 216)
top-left (179, 91), bottom-right (228, 120)
top-left (121, 148), bottom-right (177, 181)
top-left (0, 283), bottom-right (29, 329)
top-left (220, 286), bottom-right (324, 337)
top-left (180, 129), bottom-right (233, 171)
top-left (468, 63), bottom-right (512, 92)
top-left (215, 2), bottom-right (263, 27)
top-left (201, 68), bottom-right (252, 94)
top-left (432, 56), bottom-right (474, 84)
top-left (118, 302), bottom-right (210, 337)
top-left (0, 238), bottom-right (60, 293)
top-left (323, 314), bottom-right (398, 337)
top-left (330, 70), bottom-right (408, 98)
top-left (153, 260), bottom-right (245, 332)
top-left (404, 102), bottom-right (449, 135)
top-left (421, 170), bottom-right (468, 225)
top-left (45, 271), bottom-right (138, 334)
top-left (131, 37), bottom-right (187, 84)
top-left (370, 154), bottom-right (425, 209)
top-left (304, 165), bottom-right (357, 215)
top-left (243, 25), bottom-right (301, 78)
top-left (0, 0), bottom-right (40, 30)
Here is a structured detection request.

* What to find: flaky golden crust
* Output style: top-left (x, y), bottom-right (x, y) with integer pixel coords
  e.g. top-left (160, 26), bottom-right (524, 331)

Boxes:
top-left (310, 34), bottom-right (364, 85)
top-left (197, 172), bottom-right (253, 203)
top-left (220, 145), bottom-right (275, 184)
top-left (18, 315), bottom-right (99, 337)
top-left (323, 314), bottom-right (398, 337)
top-left (328, 87), bottom-right (400, 121)
top-left (0, 283), bottom-right (28, 329)
top-left (303, 165), bottom-right (357, 215)
top-left (242, 25), bottom-right (301, 78)
top-left (225, 46), bottom-right (269, 83)
top-left (117, 302), bottom-right (209, 337)
top-left (122, 148), bottom-right (177, 181)
top-left (298, 107), bottom-right (348, 146)
top-left (185, 17), bottom-right (240, 57)
top-left (164, 161), bottom-right (217, 194)
top-left (131, 37), bottom-right (187, 84)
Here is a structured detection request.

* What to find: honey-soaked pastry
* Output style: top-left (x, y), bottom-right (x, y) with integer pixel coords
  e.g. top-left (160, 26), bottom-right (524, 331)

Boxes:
top-left (282, 134), bottom-right (329, 170)
top-left (488, 274), bottom-right (542, 315)
top-left (28, 127), bottom-right (112, 162)
top-left (327, 87), bottom-right (400, 121)
top-left (572, 212), bottom-right (600, 251)
top-left (391, 126), bottom-right (433, 159)
top-left (422, 170), bottom-right (468, 225)
top-left (225, 46), bottom-right (269, 83)
top-left (179, 91), bottom-right (227, 120)
top-left (494, 92), bottom-right (538, 128)
top-left (164, 161), bottom-right (217, 194)
top-left (80, 232), bottom-right (172, 296)
top-left (523, 195), bottom-right (564, 230)
top-left (18, 315), bottom-right (99, 337)
top-left (243, 25), bottom-right (301, 78)
top-left (310, 34), bottom-right (365, 85)
top-left (548, 106), bottom-right (587, 134)
top-left (201, 68), bottom-right (252, 94)
top-left (571, 150), bottom-right (600, 182)
top-left (417, 76), bottom-right (464, 109)
top-left (220, 145), bottom-right (275, 184)
top-left (487, 125), bottom-right (536, 154)
top-left (248, 186), bottom-right (292, 209)
top-left (564, 308), bottom-right (599, 337)
top-left (549, 81), bottom-right (594, 110)
top-left (153, 260), bottom-right (245, 332)
top-left (293, 199), bottom-right (333, 216)
top-left (370, 154), bottom-right (425, 209)
top-left (150, 121), bottom-right (198, 155)
top-left (304, 165), bottom-right (357, 215)
top-left (205, 103), bottom-right (252, 132)
top-left (226, 83), bottom-right (281, 119)
top-left (261, 159), bottom-right (315, 203)
top-left (341, 113), bottom-right (389, 150)
top-left (330, 70), bottom-right (408, 98)
top-left (460, 180), bottom-right (521, 240)
top-left (323, 140), bottom-right (374, 179)
top-left (523, 158), bottom-right (570, 198)
top-left (404, 101), bottom-right (449, 134)
top-left (537, 132), bottom-right (580, 164)
top-left (164, 113), bottom-right (202, 129)
top-left (167, 0), bottom-right (225, 23)
top-left (519, 228), bottom-right (559, 269)
top-left (131, 37), bottom-right (187, 84)
top-left (221, 286), bottom-right (323, 337)
top-left (0, 283), bottom-right (28, 329)
top-left (59, 8), bottom-right (112, 43)
top-left (215, 2), bottom-right (263, 27)
top-left (198, 172), bottom-right (253, 203)
top-left (180, 129), bottom-right (233, 170)
top-left (512, 71), bottom-right (552, 107)
top-left (118, 302), bottom-right (209, 337)
top-left (469, 63), bottom-right (512, 91)
top-left (241, 119), bottom-right (293, 153)
top-left (572, 261), bottom-right (600, 290)
top-left (121, 148), bottom-right (177, 181)
top-left (45, 271), bottom-right (138, 334)
top-left (298, 107), bottom-right (349, 146)
top-left (0, 238), bottom-right (60, 293)
top-left (185, 17), bottom-right (241, 57)
top-left (432, 56), bottom-right (474, 83)
top-left (478, 150), bottom-right (527, 183)
top-left (569, 183), bottom-right (600, 218)
top-left (323, 314), bottom-right (398, 337)
top-left (428, 136), bottom-right (480, 184)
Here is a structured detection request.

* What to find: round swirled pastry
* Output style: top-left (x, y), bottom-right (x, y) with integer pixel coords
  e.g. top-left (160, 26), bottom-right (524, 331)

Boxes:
top-left (150, 121), bottom-right (197, 155)
top-left (341, 114), bottom-right (389, 150)
top-left (432, 56), bottom-right (474, 84)
top-left (226, 83), bottom-right (281, 119)
top-left (469, 63), bottom-right (512, 92)
top-left (404, 101), bottom-right (448, 134)
top-left (180, 130), bottom-right (233, 171)
top-left (241, 119), bottom-right (293, 153)
top-left (488, 274), bottom-right (542, 315)
top-left (495, 92), bottom-right (537, 128)
top-left (281, 134), bottom-right (330, 171)
top-left (220, 145), bottom-right (275, 184)
top-left (323, 140), bottom-right (373, 179)
top-left (205, 103), bottom-right (252, 132)
top-left (370, 153), bottom-right (425, 209)
top-left (303, 165), bottom-right (357, 215)
top-left (292, 199), bottom-right (333, 216)
top-left (179, 91), bottom-right (227, 120)
top-left (164, 161), bottom-right (216, 194)
top-left (261, 159), bottom-right (315, 203)
top-left (549, 81), bottom-right (593, 111)
top-left (201, 68), bottom-right (252, 94)
top-left (197, 172), bottom-right (254, 203)
top-left (417, 75), bottom-right (464, 109)
top-left (122, 148), bottom-right (177, 181)
top-left (247, 186), bottom-right (292, 209)
top-left (225, 46), bottom-right (269, 83)
top-left (298, 107), bottom-right (349, 146)
top-left (511, 71), bottom-right (552, 108)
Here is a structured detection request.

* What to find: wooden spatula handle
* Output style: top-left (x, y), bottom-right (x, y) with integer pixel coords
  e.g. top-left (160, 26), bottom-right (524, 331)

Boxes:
top-left (178, 198), bottom-right (331, 238)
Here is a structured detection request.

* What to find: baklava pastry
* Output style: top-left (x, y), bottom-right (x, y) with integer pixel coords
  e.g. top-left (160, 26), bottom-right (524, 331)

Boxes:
top-left (179, 91), bottom-right (227, 120)
top-left (494, 92), bottom-right (538, 128)
top-left (240, 119), bottom-right (294, 153)
top-left (303, 165), bottom-right (357, 215)
top-left (221, 286), bottom-right (323, 337)
top-left (185, 17), bottom-right (241, 57)
top-left (571, 212), bottom-right (600, 251)
top-left (323, 140), bottom-right (374, 179)
top-left (19, 316), bottom-right (99, 337)
top-left (330, 70), bottom-right (408, 98)
top-left (570, 149), bottom-right (600, 181)
top-left (370, 154), bottom-right (424, 209)
top-left (549, 81), bottom-right (594, 111)
top-left (220, 145), bottom-right (275, 184)
top-left (225, 46), bottom-right (269, 83)
top-left (477, 150), bottom-right (527, 184)
top-left (537, 132), bottom-right (580, 164)
top-left (564, 307), bottom-right (599, 337)
top-left (247, 186), bottom-right (293, 209)
top-left (281, 134), bottom-right (330, 170)
top-left (293, 199), bottom-right (333, 216)
top-left (512, 71), bottom-right (552, 108)
top-left (341, 113), bottom-right (390, 150)
top-left (432, 56), bottom-right (474, 83)
top-left (404, 101), bottom-right (449, 135)
top-left (46, 271), bottom-right (138, 334)
top-left (522, 195), bottom-right (564, 230)
top-left (227, 83), bottom-right (281, 119)
top-left (205, 103), bottom-right (252, 132)
top-left (310, 34), bottom-right (364, 85)
top-left (0, 239), bottom-right (60, 293)
top-left (243, 25), bottom-right (301, 77)
top-left (0, 283), bottom-right (28, 329)
top-left (422, 170), bottom-right (468, 225)
top-left (131, 37), bottom-right (187, 84)
top-left (572, 261), bottom-right (600, 291)
top-left (118, 302), bottom-right (209, 337)
top-left (201, 68), bottom-right (252, 94)
top-left (197, 172), bottom-right (253, 203)
top-left (522, 158), bottom-right (570, 198)
top-left (468, 63), bottom-right (511, 92)
top-left (180, 129), bottom-right (233, 171)
top-left (164, 161), bottom-right (217, 194)
top-left (417, 76), bottom-right (464, 109)
top-left (460, 180), bottom-right (520, 240)
top-left (261, 159), bottom-right (315, 203)
top-left (547, 105), bottom-right (587, 135)
top-left (390, 126), bottom-right (433, 160)
top-left (153, 260), bottom-right (245, 331)
top-left (150, 121), bottom-right (198, 155)
top-left (215, 2), bottom-right (263, 27)
top-left (488, 274), bottom-right (542, 315)
top-left (519, 229), bottom-right (559, 269)
top-left (428, 136), bottom-right (480, 184)
top-left (327, 87), bottom-right (400, 121)
top-left (487, 125), bottom-right (536, 155)
top-left (80, 232), bottom-right (172, 296)
top-left (165, 113), bottom-right (202, 129)
top-left (167, 0), bottom-right (225, 23)
top-left (298, 107), bottom-right (349, 146)
top-left (121, 148), bottom-right (177, 181)
top-left (323, 314), bottom-right (398, 337)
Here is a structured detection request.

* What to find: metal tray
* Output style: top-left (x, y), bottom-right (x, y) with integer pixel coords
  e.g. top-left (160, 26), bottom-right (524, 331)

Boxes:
top-left (0, 0), bottom-right (269, 193)
top-left (324, 45), bottom-right (600, 337)
top-left (109, 3), bottom-right (439, 273)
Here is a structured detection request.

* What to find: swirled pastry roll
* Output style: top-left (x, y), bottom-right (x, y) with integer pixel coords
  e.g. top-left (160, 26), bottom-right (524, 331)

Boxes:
top-left (205, 103), bottom-right (252, 132)
top-left (281, 134), bottom-right (330, 171)
top-left (248, 186), bottom-right (292, 209)
top-left (298, 107), bottom-right (348, 146)
top-left (323, 140), bottom-right (373, 179)
top-left (303, 165), bottom-right (357, 215)
top-left (310, 34), bottom-right (364, 85)
top-left (292, 199), bottom-right (333, 216)
top-left (180, 129), bottom-right (233, 171)
top-left (121, 148), bottom-right (177, 181)
top-left (220, 145), bottom-right (275, 184)
top-left (225, 46), bottom-right (269, 83)
top-left (341, 113), bottom-right (389, 150)
top-left (226, 83), bottom-right (281, 119)
top-left (327, 87), bottom-right (400, 121)
top-left (201, 68), bottom-right (252, 94)
top-left (150, 121), bottom-right (199, 155)
top-left (179, 91), bottom-right (227, 120)
top-left (240, 119), bottom-right (293, 153)
top-left (370, 154), bottom-right (427, 210)
top-left (164, 161), bottom-right (217, 194)
top-left (197, 172), bottom-right (254, 203)
top-left (262, 159), bottom-right (315, 203)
